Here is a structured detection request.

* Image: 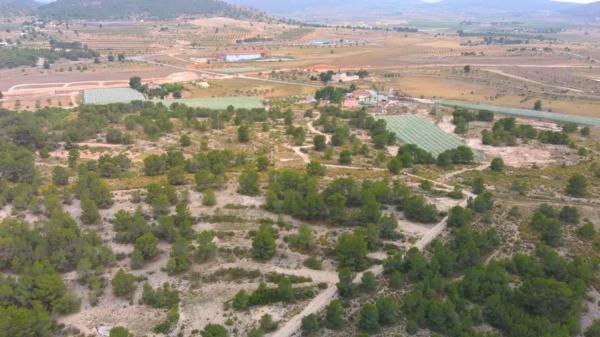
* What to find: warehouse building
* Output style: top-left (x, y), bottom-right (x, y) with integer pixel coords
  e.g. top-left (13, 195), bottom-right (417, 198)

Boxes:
top-left (214, 51), bottom-right (266, 62)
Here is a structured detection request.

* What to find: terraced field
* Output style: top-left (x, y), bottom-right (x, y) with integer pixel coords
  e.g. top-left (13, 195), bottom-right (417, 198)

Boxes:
top-left (378, 114), bottom-right (464, 156)
top-left (436, 100), bottom-right (600, 127)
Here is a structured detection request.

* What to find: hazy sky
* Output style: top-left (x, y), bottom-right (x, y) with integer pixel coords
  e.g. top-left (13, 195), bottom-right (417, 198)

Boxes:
top-left (32, 0), bottom-right (600, 3)
top-left (422, 0), bottom-right (597, 2)
top-left (435, 0), bottom-right (595, 2)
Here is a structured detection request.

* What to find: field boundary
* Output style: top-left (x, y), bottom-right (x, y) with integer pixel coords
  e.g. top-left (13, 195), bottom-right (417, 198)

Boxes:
top-left (436, 100), bottom-right (600, 126)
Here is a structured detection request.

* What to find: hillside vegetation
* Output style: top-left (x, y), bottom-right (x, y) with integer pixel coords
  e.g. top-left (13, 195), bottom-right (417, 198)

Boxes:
top-left (37, 0), bottom-right (260, 20)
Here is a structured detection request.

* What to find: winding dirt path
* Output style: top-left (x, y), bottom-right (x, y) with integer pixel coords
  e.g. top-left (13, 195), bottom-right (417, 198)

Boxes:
top-left (480, 68), bottom-right (584, 93)
top-left (270, 141), bottom-right (481, 337)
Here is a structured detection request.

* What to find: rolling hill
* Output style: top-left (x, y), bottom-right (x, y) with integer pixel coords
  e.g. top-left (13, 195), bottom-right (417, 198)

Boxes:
top-left (564, 1), bottom-right (600, 19)
top-left (226, 0), bottom-right (426, 18)
top-left (227, 0), bottom-right (585, 21)
top-left (426, 0), bottom-right (578, 13)
top-left (37, 0), bottom-right (260, 20)
top-left (0, 0), bottom-right (39, 15)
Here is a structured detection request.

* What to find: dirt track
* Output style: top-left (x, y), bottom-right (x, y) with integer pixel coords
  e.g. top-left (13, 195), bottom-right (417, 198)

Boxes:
top-left (270, 114), bottom-right (481, 337)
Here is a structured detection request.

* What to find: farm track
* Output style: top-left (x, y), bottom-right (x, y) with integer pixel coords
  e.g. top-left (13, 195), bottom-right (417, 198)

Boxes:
top-left (480, 68), bottom-right (584, 94)
top-left (269, 115), bottom-right (481, 337)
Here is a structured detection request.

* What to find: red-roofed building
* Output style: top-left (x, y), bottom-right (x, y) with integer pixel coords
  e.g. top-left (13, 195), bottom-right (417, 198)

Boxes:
top-left (343, 98), bottom-right (360, 109)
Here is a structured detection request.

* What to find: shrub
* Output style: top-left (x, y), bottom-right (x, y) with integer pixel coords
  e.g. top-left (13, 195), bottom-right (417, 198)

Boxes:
top-left (306, 161), bottom-right (326, 176)
top-left (52, 166), bottom-right (69, 186)
top-left (232, 289), bottom-right (249, 310)
top-left (143, 154), bottom-right (166, 176)
top-left (566, 174), bottom-right (587, 197)
top-left (134, 232), bottom-right (159, 260)
top-left (203, 188), bottom-right (217, 206)
top-left (447, 206), bottom-right (472, 228)
top-left (252, 224), bottom-right (276, 260)
top-left (358, 303), bottom-right (379, 332)
top-left (376, 297), bottom-right (398, 325)
top-left (313, 135), bottom-right (326, 151)
top-left (111, 270), bottom-right (136, 299)
top-left (238, 168), bottom-right (260, 196)
top-left (558, 206), bottom-right (580, 224)
top-left (577, 221), bottom-right (596, 240)
top-left (325, 300), bottom-right (343, 329)
top-left (238, 125), bottom-right (250, 143)
top-left (338, 150), bottom-right (352, 165)
top-left (361, 271), bottom-right (377, 292)
top-left (301, 314), bottom-right (319, 336)
top-left (490, 157), bottom-right (505, 172)
top-left (167, 166), bottom-right (186, 185)
top-left (142, 282), bottom-right (180, 309)
top-left (259, 314), bottom-right (278, 332)
top-left (109, 326), bottom-right (132, 337)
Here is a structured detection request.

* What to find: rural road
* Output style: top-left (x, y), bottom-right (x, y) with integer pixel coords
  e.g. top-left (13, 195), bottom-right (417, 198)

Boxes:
top-left (480, 68), bottom-right (584, 93)
top-left (131, 54), bottom-right (322, 88)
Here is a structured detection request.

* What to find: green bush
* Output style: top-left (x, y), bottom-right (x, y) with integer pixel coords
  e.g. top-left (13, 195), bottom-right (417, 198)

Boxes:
top-left (111, 270), bottom-right (136, 299)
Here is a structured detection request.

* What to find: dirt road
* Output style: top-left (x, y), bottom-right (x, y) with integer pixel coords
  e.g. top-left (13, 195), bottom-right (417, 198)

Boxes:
top-left (270, 110), bottom-right (484, 336)
top-left (481, 68), bottom-right (584, 93)
top-left (269, 172), bottom-right (476, 337)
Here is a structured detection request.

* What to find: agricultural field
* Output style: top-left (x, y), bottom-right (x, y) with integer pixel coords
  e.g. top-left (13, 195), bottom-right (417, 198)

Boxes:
top-left (378, 114), bottom-right (465, 156)
top-left (83, 88), bottom-right (146, 105)
top-left (158, 96), bottom-right (264, 109)
top-left (437, 99), bottom-right (600, 126)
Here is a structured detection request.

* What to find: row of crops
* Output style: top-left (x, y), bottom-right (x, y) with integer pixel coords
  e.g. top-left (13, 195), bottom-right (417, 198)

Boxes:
top-left (83, 89), bottom-right (265, 110)
top-left (83, 88), bottom-right (145, 105)
top-left (436, 100), bottom-right (600, 126)
top-left (378, 114), bottom-right (465, 156)
top-left (159, 96), bottom-right (264, 110)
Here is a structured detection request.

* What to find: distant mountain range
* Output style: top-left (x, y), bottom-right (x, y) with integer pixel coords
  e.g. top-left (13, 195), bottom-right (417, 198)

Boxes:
top-left (0, 0), bottom-right (39, 14)
top-left (426, 0), bottom-right (578, 13)
top-left (229, 0), bottom-right (595, 20)
top-left (226, 0), bottom-right (424, 16)
top-left (34, 0), bottom-right (260, 20)
top-left (565, 1), bottom-right (600, 19)
top-left (0, 0), bottom-right (598, 21)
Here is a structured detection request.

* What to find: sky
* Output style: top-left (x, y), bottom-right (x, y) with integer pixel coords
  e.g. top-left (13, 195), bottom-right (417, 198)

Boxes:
top-left (550, 0), bottom-right (596, 2)
top-left (422, 0), bottom-right (597, 2)
top-left (31, 0), bottom-right (599, 4)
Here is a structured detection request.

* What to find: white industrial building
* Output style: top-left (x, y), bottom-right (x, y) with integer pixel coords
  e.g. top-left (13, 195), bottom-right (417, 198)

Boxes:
top-left (214, 51), bottom-right (266, 62)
